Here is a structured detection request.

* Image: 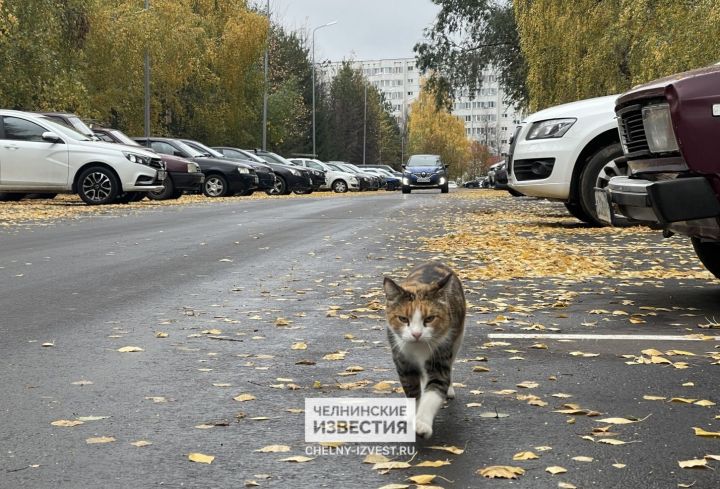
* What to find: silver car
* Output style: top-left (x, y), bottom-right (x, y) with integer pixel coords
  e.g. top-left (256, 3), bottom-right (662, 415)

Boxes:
top-left (0, 110), bottom-right (164, 205)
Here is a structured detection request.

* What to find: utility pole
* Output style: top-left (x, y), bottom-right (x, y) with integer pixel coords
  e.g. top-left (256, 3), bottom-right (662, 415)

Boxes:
top-left (262, 0), bottom-right (269, 150)
top-left (143, 0), bottom-right (150, 138)
top-left (362, 83), bottom-right (367, 165)
top-left (311, 21), bottom-right (337, 157)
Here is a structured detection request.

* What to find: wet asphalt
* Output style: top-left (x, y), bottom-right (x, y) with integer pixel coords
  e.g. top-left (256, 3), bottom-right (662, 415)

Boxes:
top-left (1, 190), bottom-right (719, 489)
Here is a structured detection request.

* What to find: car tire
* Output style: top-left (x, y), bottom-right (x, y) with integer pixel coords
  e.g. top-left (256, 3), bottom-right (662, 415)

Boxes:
top-left (236, 189), bottom-right (254, 196)
top-left (564, 202), bottom-right (595, 223)
top-left (78, 166), bottom-right (120, 205)
top-left (170, 189), bottom-right (184, 199)
top-left (402, 186), bottom-right (411, 194)
top-left (147, 176), bottom-right (175, 200)
top-left (441, 184), bottom-right (449, 193)
top-left (203, 174), bottom-right (230, 197)
top-left (508, 188), bottom-right (523, 197)
top-left (692, 238), bottom-right (720, 279)
top-left (0, 193), bottom-right (27, 201)
top-left (578, 143), bottom-right (623, 226)
top-left (266, 175), bottom-right (286, 196)
top-left (332, 180), bottom-right (348, 193)
top-left (294, 189), bottom-right (312, 195)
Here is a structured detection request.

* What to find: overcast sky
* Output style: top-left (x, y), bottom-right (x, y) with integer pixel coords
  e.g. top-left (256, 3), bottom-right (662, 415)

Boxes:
top-left (260, 0), bottom-right (441, 62)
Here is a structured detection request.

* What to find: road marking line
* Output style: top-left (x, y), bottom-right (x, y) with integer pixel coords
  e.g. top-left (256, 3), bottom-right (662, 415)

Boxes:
top-left (487, 333), bottom-right (720, 342)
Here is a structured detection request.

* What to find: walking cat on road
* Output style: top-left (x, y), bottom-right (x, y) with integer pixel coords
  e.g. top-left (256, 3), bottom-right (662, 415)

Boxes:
top-left (383, 262), bottom-right (466, 439)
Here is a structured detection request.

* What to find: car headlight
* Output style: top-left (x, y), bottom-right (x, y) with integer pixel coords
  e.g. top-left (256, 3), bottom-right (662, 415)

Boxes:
top-left (237, 167), bottom-right (250, 174)
top-left (642, 104), bottom-right (679, 153)
top-left (188, 163), bottom-right (200, 173)
top-left (289, 168), bottom-right (300, 176)
top-left (402, 177), bottom-right (409, 185)
top-left (526, 118), bottom-right (576, 140)
top-left (348, 176), bottom-right (358, 182)
top-left (123, 152), bottom-right (151, 165)
top-left (439, 177), bottom-right (447, 185)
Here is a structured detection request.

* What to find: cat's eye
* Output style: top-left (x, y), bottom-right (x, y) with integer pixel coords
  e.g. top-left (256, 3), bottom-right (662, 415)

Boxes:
top-left (425, 316), bottom-right (437, 323)
top-left (397, 316), bottom-right (409, 324)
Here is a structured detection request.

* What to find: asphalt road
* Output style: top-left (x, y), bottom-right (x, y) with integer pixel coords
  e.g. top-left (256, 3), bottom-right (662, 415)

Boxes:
top-left (1, 191), bottom-right (719, 489)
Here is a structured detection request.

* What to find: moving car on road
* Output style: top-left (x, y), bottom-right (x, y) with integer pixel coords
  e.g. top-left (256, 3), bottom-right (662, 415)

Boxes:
top-left (596, 64), bottom-right (720, 279)
top-left (508, 95), bottom-right (623, 225)
top-left (93, 127), bottom-right (203, 200)
top-left (133, 137), bottom-right (258, 198)
top-left (401, 154), bottom-right (449, 194)
top-left (0, 110), bottom-right (164, 205)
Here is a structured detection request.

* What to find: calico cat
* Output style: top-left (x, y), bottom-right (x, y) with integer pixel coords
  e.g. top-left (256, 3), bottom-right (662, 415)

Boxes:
top-left (383, 262), bottom-right (466, 439)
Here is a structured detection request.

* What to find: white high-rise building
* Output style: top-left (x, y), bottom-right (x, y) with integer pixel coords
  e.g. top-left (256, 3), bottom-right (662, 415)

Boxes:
top-left (320, 58), bottom-right (523, 154)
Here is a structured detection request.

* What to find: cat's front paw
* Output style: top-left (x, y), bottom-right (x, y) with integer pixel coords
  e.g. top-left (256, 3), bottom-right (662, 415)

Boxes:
top-left (446, 386), bottom-right (455, 400)
top-left (415, 419), bottom-right (433, 439)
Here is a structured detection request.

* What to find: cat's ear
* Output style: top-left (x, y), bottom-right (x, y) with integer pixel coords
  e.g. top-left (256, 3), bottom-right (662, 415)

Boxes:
top-left (435, 273), bottom-right (454, 292)
top-left (384, 277), bottom-right (408, 303)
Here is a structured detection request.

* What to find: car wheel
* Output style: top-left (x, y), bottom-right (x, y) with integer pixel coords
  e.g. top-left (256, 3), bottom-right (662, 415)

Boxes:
top-left (293, 189), bottom-right (312, 195)
top-left (564, 202), bottom-right (595, 223)
top-left (692, 238), bottom-right (720, 279)
top-left (441, 184), bottom-right (449, 193)
top-left (332, 180), bottom-right (348, 193)
top-left (203, 174), bottom-right (230, 197)
top-left (402, 186), bottom-right (411, 194)
top-left (170, 189), bottom-right (184, 199)
top-left (578, 142), bottom-right (623, 226)
top-left (508, 188), bottom-right (523, 197)
top-left (147, 176), bottom-right (175, 200)
top-left (236, 189), bottom-right (254, 196)
top-left (78, 167), bottom-right (120, 205)
top-left (266, 175), bottom-right (286, 196)
top-left (0, 193), bottom-right (27, 201)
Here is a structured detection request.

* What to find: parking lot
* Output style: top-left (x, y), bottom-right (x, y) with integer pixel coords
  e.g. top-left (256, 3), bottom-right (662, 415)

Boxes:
top-left (1, 189), bottom-right (718, 488)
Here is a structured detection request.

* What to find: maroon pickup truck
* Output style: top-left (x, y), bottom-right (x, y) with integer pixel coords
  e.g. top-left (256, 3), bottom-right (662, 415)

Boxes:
top-left (595, 64), bottom-right (720, 279)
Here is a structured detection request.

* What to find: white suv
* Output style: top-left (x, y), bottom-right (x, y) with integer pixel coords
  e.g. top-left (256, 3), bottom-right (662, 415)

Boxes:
top-left (290, 158), bottom-right (360, 193)
top-left (508, 95), bottom-right (626, 225)
top-left (0, 110), bottom-right (164, 205)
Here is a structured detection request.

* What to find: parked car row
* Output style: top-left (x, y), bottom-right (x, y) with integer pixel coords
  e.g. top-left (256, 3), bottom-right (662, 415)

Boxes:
top-left (502, 63), bottom-right (720, 280)
top-left (0, 109), bottom-right (406, 205)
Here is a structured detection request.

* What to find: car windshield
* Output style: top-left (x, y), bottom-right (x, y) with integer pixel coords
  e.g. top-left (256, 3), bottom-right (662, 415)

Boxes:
top-left (109, 129), bottom-right (140, 146)
top-left (407, 155), bottom-right (441, 167)
top-left (41, 118), bottom-right (91, 141)
top-left (173, 140), bottom-right (204, 157)
top-left (186, 140), bottom-right (224, 158)
top-left (337, 164), bottom-right (358, 174)
top-left (226, 148), bottom-right (266, 163)
top-left (67, 117), bottom-right (94, 137)
top-left (325, 163), bottom-right (344, 172)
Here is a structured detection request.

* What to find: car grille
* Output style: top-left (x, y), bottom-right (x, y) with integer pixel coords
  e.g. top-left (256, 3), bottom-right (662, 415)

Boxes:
top-left (617, 105), bottom-right (650, 156)
top-left (507, 125), bottom-right (522, 176)
top-left (148, 157), bottom-right (164, 170)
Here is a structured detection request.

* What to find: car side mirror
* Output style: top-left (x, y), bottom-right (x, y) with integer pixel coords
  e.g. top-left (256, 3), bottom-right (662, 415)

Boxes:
top-left (174, 151), bottom-right (184, 157)
top-left (42, 131), bottom-right (63, 143)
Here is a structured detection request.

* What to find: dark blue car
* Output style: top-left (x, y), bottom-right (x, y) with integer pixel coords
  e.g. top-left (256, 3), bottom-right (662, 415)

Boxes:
top-left (401, 154), bottom-right (450, 194)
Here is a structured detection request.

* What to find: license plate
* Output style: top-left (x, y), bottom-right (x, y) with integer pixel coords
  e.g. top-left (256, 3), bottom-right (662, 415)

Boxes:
top-left (157, 170), bottom-right (167, 181)
top-left (417, 177), bottom-right (431, 183)
top-left (594, 188), bottom-right (613, 225)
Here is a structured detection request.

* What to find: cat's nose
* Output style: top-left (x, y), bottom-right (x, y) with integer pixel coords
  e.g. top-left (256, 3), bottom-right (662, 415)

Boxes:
top-left (411, 331), bottom-right (422, 340)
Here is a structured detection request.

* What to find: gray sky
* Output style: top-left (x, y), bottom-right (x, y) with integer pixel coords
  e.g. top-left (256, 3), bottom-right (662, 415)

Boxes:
top-left (263, 0), bottom-right (441, 62)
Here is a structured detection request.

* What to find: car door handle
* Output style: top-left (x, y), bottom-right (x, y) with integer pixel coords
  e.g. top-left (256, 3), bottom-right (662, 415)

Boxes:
top-left (4, 145), bottom-right (19, 150)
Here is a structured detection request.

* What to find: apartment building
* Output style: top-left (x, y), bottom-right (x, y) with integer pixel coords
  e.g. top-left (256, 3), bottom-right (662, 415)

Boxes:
top-left (320, 58), bottom-right (523, 154)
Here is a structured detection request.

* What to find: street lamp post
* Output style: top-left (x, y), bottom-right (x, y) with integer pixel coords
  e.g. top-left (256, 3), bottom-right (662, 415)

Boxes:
top-left (362, 83), bottom-right (367, 164)
top-left (262, 0), bottom-right (270, 150)
top-left (312, 21), bottom-right (337, 157)
top-left (144, 0), bottom-right (150, 138)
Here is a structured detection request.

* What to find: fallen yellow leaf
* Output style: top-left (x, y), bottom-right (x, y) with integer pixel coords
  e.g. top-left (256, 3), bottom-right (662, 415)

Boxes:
top-left (476, 466), bottom-right (525, 479)
top-left (678, 459), bottom-right (708, 469)
top-left (407, 474), bottom-right (436, 484)
top-left (693, 427), bottom-right (720, 438)
top-left (512, 451), bottom-right (539, 461)
top-left (188, 452), bottom-right (214, 464)
top-left (86, 436), bottom-right (115, 444)
top-left (233, 393), bottom-right (256, 402)
top-left (428, 445), bottom-right (464, 455)
top-left (117, 346), bottom-right (143, 353)
top-left (50, 420), bottom-right (84, 427)
top-left (278, 456), bottom-right (314, 463)
top-left (546, 466), bottom-right (567, 475)
top-left (255, 445), bottom-right (290, 453)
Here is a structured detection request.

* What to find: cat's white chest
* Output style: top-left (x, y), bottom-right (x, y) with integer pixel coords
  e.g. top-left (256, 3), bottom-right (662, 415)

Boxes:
top-left (401, 342), bottom-right (432, 369)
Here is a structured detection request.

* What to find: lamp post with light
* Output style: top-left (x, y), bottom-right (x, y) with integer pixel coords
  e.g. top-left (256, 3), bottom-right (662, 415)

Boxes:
top-left (311, 21), bottom-right (337, 157)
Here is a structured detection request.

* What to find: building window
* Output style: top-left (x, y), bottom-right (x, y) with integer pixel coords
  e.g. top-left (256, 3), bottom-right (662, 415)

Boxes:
top-left (407, 91), bottom-right (413, 96)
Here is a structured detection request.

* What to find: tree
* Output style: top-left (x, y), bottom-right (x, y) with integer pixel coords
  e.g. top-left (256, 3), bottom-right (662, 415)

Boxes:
top-left (414, 0), bottom-right (528, 110)
top-left (514, 0), bottom-right (720, 111)
top-left (407, 81), bottom-right (471, 179)
top-left (467, 141), bottom-right (493, 178)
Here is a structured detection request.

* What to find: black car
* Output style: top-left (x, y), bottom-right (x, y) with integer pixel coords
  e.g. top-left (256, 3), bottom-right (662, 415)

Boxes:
top-left (213, 147), bottom-right (312, 195)
top-left (253, 150), bottom-right (325, 193)
top-left (181, 140), bottom-right (275, 195)
top-left (133, 137), bottom-right (258, 197)
top-left (401, 154), bottom-right (450, 194)
top-left (463, 179), bottom-right (480, 188)
top-left (93, 127), bottom-right (204, 199)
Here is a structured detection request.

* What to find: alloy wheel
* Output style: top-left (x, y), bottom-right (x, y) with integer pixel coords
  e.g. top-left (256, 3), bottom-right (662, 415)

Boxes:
top-left (205, 177), bottom-right (225, 197)
top-left (82, 172), bottom-right (113, 202)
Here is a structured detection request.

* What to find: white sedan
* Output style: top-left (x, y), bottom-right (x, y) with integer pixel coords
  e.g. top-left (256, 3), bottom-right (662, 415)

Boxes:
top-left (0, 110), bottom-right (164, 205)
top-left (290, 158), bottom-right (360, 193)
